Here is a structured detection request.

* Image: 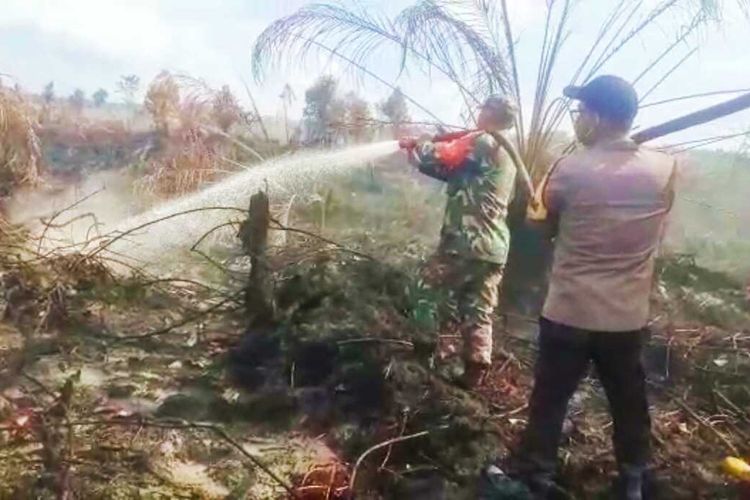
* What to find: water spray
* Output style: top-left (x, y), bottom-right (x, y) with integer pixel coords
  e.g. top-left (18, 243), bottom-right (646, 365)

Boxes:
top-left (103, 141), bottom-right (400, 266)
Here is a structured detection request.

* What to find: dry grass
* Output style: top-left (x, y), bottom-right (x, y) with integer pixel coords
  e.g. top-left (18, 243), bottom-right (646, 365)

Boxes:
top-left (136, 75), bottom-right (248, 198)
top-left (144, 70), bottom-right (180, 135)
top-left (211, 85), bottom-right (242, 133)
top-left (0, 87), bottom-right (42, 197)
top-left (136, 127), bottom-right (224, 198)
top-left (40, 119), bottom-right (132, 148)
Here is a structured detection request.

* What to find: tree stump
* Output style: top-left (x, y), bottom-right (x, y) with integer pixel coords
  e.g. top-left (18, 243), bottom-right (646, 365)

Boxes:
top-left (238, 190), bottom-right (274, 327)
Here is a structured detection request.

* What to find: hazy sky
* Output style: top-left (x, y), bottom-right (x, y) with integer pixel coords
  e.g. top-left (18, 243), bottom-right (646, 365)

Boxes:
top-left (2, 0), bottom-right (749, 147)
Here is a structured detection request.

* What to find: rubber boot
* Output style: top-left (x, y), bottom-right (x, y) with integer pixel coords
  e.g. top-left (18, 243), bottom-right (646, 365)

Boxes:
top-left (615, 465), bottom-right (648, 500)
top-left (527, 475), bottom-right (571, 500)
top-left (476, 464), bottom-right (532, 500)
top-left (478, 462), bottom-right (570, 500)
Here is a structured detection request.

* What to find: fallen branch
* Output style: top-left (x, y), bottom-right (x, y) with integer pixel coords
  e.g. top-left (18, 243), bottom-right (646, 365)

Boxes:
top-left (269, 218), bottom-right (376, 262)
top-left (348, 428), bottom-right (439, 499)
top-left (337, 338), bottom-right (414, 348)
top-left (86, 206), bottom-right (246, 259)
top-left (191, 248), bottom-right (238, 278)
top-left (108, 291), bottom-right (243, 342)
top-left (190, 220), bottom-right (241, 251)
top-left (9, 417), bottom-right (301, 499)
top-left (492, 403), bottom-right (529, 420)
top-left (37, 188), bottom-right (104, 253)
top-left (672, 396), bottom-right (739, 456)
top-left (714, 389), bottom-right (749, 422)
top-left (379, 413), bottom-right (408, 472)
top-left (130, 277), bottom-right (225, 293)
top-left (21, 371), bottom-right (57, 399)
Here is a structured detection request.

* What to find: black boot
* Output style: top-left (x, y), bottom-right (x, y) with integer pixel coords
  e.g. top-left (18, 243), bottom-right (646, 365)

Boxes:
top-left (614, 465), bottom-right (658, 500)
top-left (526, 475), bottom-right (572, 500)
top-left (476, 463), bottom-right (532, 500)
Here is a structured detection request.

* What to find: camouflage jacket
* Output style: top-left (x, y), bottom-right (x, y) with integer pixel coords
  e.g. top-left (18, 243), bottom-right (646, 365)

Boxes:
top-left (415, 132), bottom-right (517, 265)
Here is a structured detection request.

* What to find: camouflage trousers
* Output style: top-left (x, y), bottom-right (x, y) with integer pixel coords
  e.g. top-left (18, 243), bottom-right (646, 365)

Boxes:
top-left (410, 254), bottom-right (504, 366)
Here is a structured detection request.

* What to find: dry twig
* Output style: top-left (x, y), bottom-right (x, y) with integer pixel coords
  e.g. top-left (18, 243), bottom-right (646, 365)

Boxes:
top-left (2, 417), bottom-right (301, 498)
top-left (347, 428), bottom-right (440, 499)
top-left (108, 290), bottom-right (243, 343)
top-left (672, 396), bottom-right (740, 456)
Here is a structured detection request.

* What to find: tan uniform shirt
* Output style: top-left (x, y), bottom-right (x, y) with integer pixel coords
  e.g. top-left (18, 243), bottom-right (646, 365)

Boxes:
top-left (530, 137), bottom-right (676, 332)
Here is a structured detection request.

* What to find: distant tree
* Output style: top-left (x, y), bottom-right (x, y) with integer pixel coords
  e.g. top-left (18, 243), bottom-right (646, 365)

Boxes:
top-left (144, 71), bottom-right (179, 135)
top-left (117, 74), bottom-right (141, 105)
top-left (328, 96), bottom-right (347, 144)
top-left (302, 75), bottom-right (340, 145)
top-left (279, 83), bottom-right (296, 143)
top-left (42, 82), bottom-right (55, 105)
top-left (211, 85), bottom-right (242, 132)
top-left (92, 88), bottom-right (109, 107)
top-left (69, 88), bottom-right (86, 113)
top-left (344, 92), bottom-right (373, 143)
top-left (379, 87), bottom-right (410, 138)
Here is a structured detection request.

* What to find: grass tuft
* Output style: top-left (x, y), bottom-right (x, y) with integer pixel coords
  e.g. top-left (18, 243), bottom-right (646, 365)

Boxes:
top-left (0, 87), bottom-right (42, 197)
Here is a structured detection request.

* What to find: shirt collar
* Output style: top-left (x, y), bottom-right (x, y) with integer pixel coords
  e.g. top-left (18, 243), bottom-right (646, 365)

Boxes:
top-left (591, 134), bottom-right (638, 151)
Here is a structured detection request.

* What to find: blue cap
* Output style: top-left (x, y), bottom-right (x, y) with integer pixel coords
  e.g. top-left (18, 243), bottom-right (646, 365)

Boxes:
top-left (564, 75), bottom-right (638, 124)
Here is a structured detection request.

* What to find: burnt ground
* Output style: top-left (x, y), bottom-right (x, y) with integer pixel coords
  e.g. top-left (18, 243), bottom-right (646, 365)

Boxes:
top-left (1, 163), bottom-right (749, 499)
top-left (1, 243), bottom-right (749, 499)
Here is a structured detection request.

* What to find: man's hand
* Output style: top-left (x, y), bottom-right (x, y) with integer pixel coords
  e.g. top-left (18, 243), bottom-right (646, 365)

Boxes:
top-left (399, 137), bottom-right (419, 167)
top-left (398, 137), bottom-right (418, 150)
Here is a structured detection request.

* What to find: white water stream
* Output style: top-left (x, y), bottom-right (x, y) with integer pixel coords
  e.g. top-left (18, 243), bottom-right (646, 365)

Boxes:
top-left (103, 141), bottom-right (399, 265)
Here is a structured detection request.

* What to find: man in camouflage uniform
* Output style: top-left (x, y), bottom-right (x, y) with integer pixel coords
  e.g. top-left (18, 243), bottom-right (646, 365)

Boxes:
top-left (406, 95), bottom-right (518, 388)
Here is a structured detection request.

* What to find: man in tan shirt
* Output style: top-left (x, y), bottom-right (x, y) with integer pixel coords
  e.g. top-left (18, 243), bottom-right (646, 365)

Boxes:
top-left (508, 76), bottom-right (676, 499)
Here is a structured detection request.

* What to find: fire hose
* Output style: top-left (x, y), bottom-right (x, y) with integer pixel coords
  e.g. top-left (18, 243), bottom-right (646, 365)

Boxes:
top-left (398, 129), bottom-right (535, 196)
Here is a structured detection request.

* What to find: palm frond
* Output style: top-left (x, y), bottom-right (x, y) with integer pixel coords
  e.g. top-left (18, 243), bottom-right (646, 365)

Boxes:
top-left (639, 47), bottom-right (698, 103)
top-left (252, 0), bottom-right (746, 180)
top-left (499, 0), bottom-right (524, 148)
top-left (632, 10), bottom-right (704, 85)
top-left (578, 0), bottom-right (719, 82)
top-left (525, 0), bottom-right (574, 173)
top-left (640, 87), bottom-right (750, 108)
top-left (585, 0), bottom-right (675, 81)
top-left (251, 0), bottom-right (511, 126)
top-left (252, 2), bottom-right (399, 83)
top-left (699, 0), bottom-right (750, 19)
top-left (527, 0), bottom-right (726, 176)
top-left (397, 0), bottom-right (513, 99)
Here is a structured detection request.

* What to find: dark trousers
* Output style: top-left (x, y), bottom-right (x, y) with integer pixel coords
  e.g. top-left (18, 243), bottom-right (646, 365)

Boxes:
top-left (516, 317), bottom-right (652, 476)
